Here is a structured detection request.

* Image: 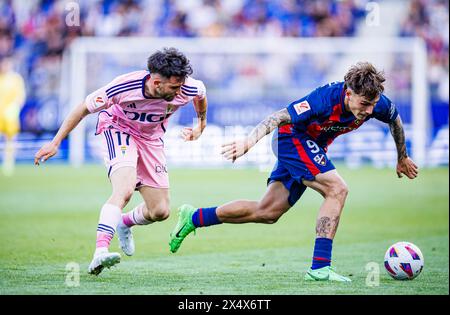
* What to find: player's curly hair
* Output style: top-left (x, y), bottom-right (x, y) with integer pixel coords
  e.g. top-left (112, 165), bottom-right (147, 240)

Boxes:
top-left (147, 47), bottom-right (193, 79)
top-left (344, 62), bottom-right (385, 101)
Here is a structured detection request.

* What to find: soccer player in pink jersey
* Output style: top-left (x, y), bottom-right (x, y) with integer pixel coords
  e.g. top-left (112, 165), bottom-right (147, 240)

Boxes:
top-left (34, 48), bottom-right (208, 275)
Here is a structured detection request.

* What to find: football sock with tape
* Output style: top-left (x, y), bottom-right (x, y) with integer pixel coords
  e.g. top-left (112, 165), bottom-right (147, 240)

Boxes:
top-left (122, 202), bottom-right (153, 227)
top-left (192, 207), bottom-right (222, 228)
top-left (311, 237), bottom-right (333, 270)
top-left (95, 203), bottom-right (122, 252)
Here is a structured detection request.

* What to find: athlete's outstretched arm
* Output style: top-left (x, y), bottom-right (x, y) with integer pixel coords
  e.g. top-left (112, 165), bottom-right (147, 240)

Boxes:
top-left (34, 102), bottom-right (90, 165)
top-left (222, 108), bottom-right (291, 162)
top-left (388, 115), bottom-right (418, 179)
top-left (181, 96), bottom-right (208, 141)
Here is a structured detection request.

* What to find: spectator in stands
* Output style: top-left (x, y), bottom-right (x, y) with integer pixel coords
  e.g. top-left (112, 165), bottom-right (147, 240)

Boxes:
top-left (1, 0), bottom-right (447, 136)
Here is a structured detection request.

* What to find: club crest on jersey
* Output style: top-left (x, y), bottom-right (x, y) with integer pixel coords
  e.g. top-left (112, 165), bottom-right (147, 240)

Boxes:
top-left (293, 100), bottom-right (311, 115)
top-left (314, 154), bottom-right (326, 166)
top-left (94, 95), bottom-right (105, 108)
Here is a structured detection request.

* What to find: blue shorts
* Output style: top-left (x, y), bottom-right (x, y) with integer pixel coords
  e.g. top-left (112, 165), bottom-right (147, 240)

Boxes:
top-left (268, 131), bottom-right (335, 206)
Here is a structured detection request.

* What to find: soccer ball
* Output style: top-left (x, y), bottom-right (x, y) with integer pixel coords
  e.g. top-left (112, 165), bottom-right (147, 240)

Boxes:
top-left (384, 242), bottom-right (424, 280)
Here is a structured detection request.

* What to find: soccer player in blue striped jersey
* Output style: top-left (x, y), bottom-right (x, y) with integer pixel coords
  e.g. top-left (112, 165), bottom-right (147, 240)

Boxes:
top-left (169, 62), bottom-right (418, 282)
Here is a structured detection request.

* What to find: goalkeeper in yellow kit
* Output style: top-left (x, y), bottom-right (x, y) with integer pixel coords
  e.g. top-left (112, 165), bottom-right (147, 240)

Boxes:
top-left (0, 55), bottom-right (26, 176)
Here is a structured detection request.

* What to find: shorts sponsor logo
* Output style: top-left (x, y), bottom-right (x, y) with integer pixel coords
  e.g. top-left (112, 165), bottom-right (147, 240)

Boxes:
top-left (155, 164), bottom-right (168, 173)
top-left (314, 154), bottom-right (326, 166)
top-left (120, 145), bottom-right (127, 156)
top-left (293, 100), bottom-right (311, 115)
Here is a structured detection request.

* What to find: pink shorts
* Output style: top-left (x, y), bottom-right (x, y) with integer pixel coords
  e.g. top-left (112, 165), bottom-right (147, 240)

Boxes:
top-left (99, 128), bottom-right (169, 189)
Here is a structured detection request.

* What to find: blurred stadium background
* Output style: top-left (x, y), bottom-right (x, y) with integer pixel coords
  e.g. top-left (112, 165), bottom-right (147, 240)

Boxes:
top-left (0, 0), bottom-right (448, 296)
top-left (0, 0), bottom-right (448, 168)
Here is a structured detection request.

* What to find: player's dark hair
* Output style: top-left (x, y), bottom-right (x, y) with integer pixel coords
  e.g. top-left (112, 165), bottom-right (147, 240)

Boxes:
top-left (344, 62), bottom-right (385, 101)
top-left (147, 47), bottom-right (193, 79)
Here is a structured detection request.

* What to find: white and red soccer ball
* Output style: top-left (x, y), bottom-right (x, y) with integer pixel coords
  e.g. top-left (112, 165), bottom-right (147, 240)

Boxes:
top-left (384, 242), bottom-right (424, 280)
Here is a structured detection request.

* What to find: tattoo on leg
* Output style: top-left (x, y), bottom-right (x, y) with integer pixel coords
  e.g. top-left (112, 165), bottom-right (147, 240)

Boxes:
top-left (332, 216), bottom-right (341, 237)
top-left (316, 216), bottom-right (341, 238)
top-left (316, 217), bottom-right (331, 237)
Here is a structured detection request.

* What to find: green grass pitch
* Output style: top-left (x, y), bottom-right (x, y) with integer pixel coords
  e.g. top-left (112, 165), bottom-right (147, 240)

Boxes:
top-left (0, 164), bottom-right (448, 295)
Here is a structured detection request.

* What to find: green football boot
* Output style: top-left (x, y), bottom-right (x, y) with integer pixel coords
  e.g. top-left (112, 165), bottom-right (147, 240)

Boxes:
top-left (304, 266), bottom-right (352, 282)
top-left (169, 204), bottom-right (197, 253)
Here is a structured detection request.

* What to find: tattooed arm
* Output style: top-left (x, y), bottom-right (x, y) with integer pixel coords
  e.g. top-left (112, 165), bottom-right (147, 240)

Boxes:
top-left (222, 108), bottom-right (291, 162)
top-left (181, 96), bottom-right (208, 141)
top-left (388, 115), bottom-right (419, 179)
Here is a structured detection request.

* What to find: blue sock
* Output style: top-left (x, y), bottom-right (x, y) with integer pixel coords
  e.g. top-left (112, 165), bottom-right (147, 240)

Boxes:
top-left (311, 238), bottom-right (333, 270)
top-left (192, 207), bottom-right (222, 228)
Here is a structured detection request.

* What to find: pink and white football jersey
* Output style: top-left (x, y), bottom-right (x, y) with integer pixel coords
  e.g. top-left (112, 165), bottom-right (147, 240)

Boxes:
top-left (85, 70), bottom-right (206, 141)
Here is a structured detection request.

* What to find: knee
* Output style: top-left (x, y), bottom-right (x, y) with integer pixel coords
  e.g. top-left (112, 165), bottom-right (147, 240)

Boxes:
top-left (256, 202), bottom-right (283, 224)
top-left (111, 187), bottom-right (135, 208)
top-left (123, 189), bottom-right (134, 204)
top-left (149, 205), bottom-right (170, 221)
top-left (327, 181), bottom-right (349, 202)
top-left (260, 212), bottom-right (282, 224)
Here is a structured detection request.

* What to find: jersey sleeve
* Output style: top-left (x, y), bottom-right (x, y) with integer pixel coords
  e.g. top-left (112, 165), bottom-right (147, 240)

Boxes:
top-left (372, 94), bottom-right (399, 123)
top-left (194, 80), bottom-right (206, 101)
top-left (182, 77), bottom-right (206, 100)
top-left (286, 87), bottom-right (326, 124)
top-left (84, 75), bottom-right (128, 113)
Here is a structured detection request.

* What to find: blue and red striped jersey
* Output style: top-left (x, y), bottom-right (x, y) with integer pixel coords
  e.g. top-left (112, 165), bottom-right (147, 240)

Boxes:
top-left (284, 81), bottom-right (398, 149)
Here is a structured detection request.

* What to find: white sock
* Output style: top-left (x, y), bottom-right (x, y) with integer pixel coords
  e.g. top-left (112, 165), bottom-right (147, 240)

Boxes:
top-left (95, 203), bottom-right (122, 252)
top-left (94, 247), bottom-right (108, 256)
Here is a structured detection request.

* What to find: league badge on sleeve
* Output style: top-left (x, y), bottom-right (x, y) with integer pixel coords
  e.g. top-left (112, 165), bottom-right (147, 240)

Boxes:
top-left (293, 100), bottom-right (311, 115)
top-left (94, 95), bottom-right (105, 108)
top-left (314, 154), bottom-right (326, 166)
